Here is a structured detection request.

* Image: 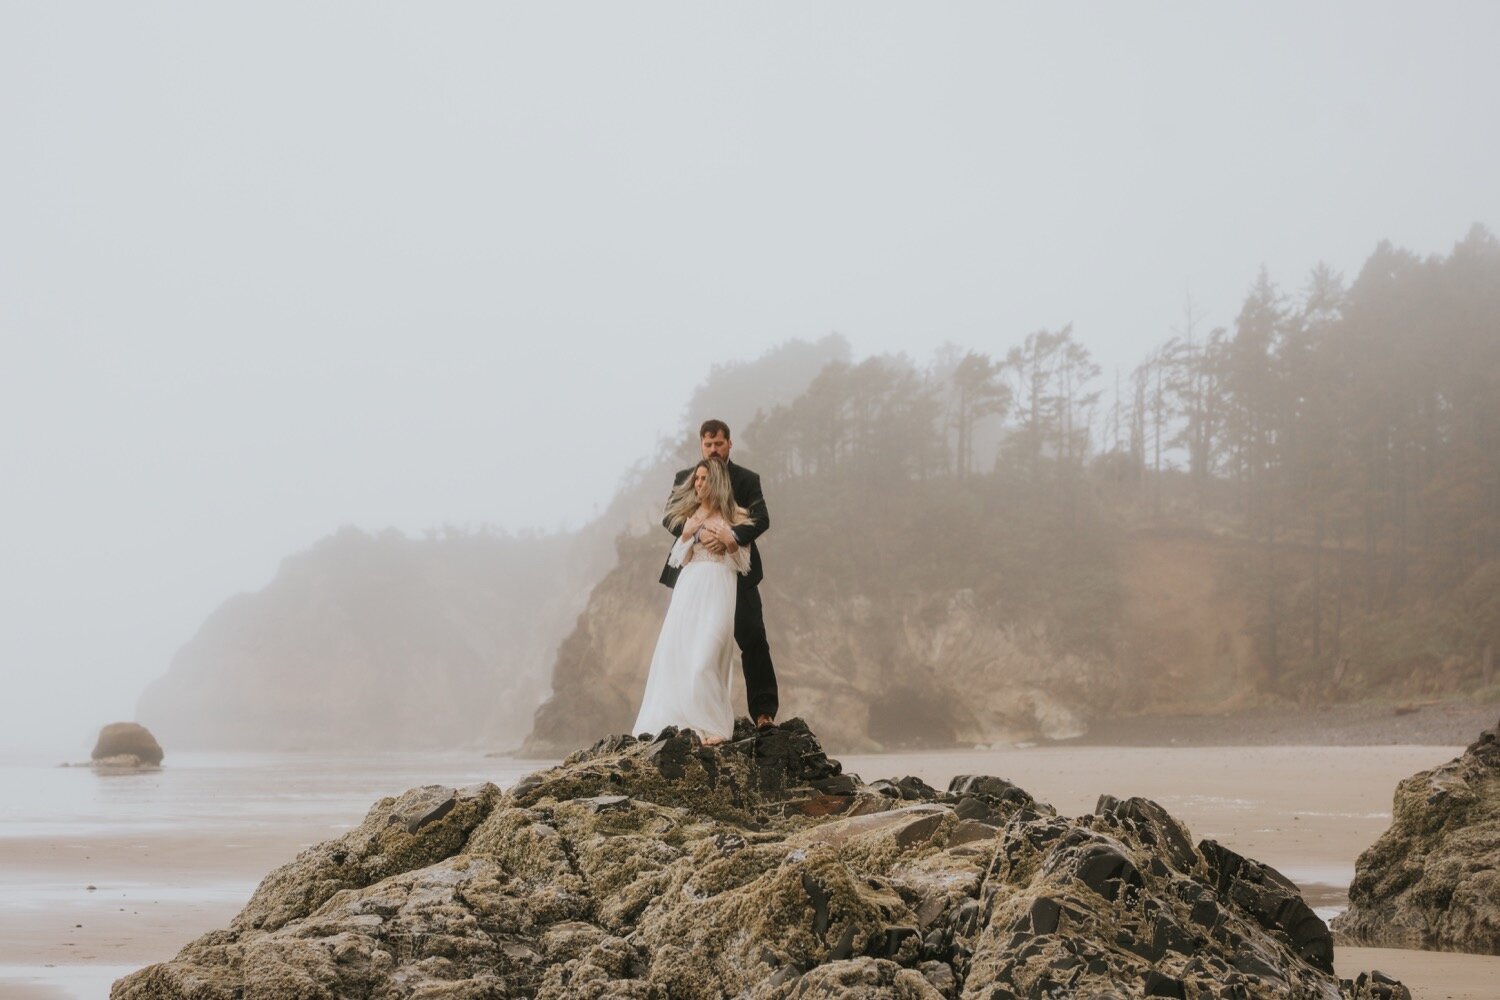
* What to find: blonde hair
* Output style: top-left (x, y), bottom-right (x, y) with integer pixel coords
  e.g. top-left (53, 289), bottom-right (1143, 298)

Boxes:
top-left (665, 460), bottom-right (753, 531)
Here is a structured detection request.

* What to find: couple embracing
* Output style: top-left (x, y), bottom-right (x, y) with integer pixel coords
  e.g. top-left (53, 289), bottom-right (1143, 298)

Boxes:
top-left (632, 419), bottom-right (778, 746)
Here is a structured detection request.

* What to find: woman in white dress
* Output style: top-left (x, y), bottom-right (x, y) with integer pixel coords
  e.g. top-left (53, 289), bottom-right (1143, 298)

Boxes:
top-left (633, 459), bottom-right (754, 746)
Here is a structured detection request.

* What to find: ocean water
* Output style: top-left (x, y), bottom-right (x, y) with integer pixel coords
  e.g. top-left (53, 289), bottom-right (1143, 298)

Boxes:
top-left (0, 750), bottom-right (543, 841)
top-left (0, 751), bottom-right (548, 999)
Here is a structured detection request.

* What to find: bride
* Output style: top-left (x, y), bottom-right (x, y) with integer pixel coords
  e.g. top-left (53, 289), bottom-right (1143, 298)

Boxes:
top-left (633, 458), bottom-right (754, 745)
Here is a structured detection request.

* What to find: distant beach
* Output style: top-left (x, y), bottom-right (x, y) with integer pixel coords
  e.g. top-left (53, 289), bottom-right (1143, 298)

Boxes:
top-left (1051, 701), bottom-right (1497, 748)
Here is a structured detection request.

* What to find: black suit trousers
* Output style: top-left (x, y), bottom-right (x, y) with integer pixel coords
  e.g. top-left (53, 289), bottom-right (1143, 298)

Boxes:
top-left (734, 581), bottom-right (777, 720)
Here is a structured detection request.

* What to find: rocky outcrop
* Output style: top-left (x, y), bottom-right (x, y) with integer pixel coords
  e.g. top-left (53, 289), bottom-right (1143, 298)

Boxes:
top-left (1332, 716), bottom-right (1500, 954)
top-left (91, 722), bottom-right (164, 767)
top-left (115, 720), bottom-right (1406, 999)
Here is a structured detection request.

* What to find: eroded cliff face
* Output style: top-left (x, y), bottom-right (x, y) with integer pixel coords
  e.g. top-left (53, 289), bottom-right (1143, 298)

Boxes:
top-left (137, 527), bottom-right (595, 751)
top-left (764, 585), bottom-right (1116, 752)
top-left (524, 527), bottom-right (1276, 756)
top-left (113, 721), bottom-right (1409, 1000)
top-left (525, 527), bottom-right (1130, 757)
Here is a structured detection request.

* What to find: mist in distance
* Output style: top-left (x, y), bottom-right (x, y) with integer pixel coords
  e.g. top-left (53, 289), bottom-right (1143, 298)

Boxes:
top-left (3, 2), bottom-right (1499, 757)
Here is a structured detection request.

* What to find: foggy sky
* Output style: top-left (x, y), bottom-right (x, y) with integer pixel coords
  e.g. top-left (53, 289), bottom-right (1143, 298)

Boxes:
top-left (4, 2), bottom-right (1499, 756)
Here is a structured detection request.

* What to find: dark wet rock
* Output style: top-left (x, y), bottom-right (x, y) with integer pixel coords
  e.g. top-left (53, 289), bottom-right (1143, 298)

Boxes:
top-left (945, 773), bottom-right (1054, 828)
top-left (948, 774), bottom-right (1038, 809)
top-left (948, 819), bottom-right (999, 847)
top-left (114, 722), bottom-right (1406, 1000)
top-left (1199, 838), bottom-right (1333, 973)
top-left (1097, 794), bottom-right (1199, 873)
top-left (90, 722), bottom-right (163, 768)
top-left (811, 773), bottom-right (859, 796)
top-left (1333, 715), bottom-right (1500, 955)
top-left (1342, 969), bottom-right (1414, 1000)
top-left (894, 775), bottom-right (941, 800)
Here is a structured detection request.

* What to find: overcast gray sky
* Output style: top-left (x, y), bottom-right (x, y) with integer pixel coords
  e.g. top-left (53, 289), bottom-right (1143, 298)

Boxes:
top-left (3, 2), bottom-right (1498, 756)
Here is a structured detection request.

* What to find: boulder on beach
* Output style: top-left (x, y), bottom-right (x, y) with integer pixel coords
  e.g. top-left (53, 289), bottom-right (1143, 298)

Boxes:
top-left (91, 722), bottom-right (164, 768)
top-left (1333, 715), bottom-right (1500, 955)
top-left (112, 718), bottom-right (1409, 999)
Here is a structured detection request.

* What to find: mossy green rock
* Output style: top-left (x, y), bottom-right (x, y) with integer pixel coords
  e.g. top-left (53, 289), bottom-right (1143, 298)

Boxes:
top-left (1333, 718), bottom-right (1500, 954)
top-left (113, 720), bottom-right (1408, 999)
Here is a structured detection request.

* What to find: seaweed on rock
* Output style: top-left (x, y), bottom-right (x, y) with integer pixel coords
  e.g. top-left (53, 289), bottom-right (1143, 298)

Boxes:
top-left (113, 720), bottom-right (1410, 1000)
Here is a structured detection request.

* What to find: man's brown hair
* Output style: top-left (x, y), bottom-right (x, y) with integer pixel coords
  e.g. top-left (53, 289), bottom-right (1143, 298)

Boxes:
top-left (700, 419), bottom-right (731, 440)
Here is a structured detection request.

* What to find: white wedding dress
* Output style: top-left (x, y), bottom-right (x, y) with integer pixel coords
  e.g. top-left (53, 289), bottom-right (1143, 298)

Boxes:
top-left (633, 517), bottom-right (752, 742)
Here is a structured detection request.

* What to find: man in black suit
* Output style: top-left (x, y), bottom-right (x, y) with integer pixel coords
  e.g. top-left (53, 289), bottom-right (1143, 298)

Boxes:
top-left (659, 419), bottom-right (778, 727)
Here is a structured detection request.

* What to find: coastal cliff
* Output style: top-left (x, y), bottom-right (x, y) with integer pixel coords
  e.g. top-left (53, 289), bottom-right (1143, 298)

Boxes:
top-left (136, 527), bottom-right (593, 750)
top-left (525, 533), bottom-right (1124, 757)
top-left (523, 496), bottom-right (1276, 757)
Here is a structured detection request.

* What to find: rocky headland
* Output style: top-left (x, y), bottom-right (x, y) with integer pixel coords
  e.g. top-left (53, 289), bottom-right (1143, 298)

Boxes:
top-left (1333, 716), bottom-right (1500, 955)
top-left (115, 721), bottom-right (1408, 999)
top-left (135, 527), bottom-right (599, 751)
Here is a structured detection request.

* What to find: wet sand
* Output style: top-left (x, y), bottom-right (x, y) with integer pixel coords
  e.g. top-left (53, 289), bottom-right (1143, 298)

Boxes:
top-left (3, 987), bottom-right (65, 1000)
top-left (3, 743), bottom-right (1496, 998)
top-left (1336, 947), bottom-right (1499, 1000)
top-left (2, 986), bottom-right (64, 1000)
top-left (0, 750), bottom-right (534, 998)
top-left (1, 829), bottom-right (306, 969)
top-left (1054, 701), bottom-right (1495, 748)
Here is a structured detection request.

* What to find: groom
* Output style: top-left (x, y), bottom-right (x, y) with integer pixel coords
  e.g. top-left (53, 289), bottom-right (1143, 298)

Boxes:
top-left (660, 419), bottom-right (778, 728)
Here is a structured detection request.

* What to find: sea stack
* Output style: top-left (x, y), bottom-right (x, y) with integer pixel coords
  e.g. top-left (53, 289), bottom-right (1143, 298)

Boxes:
top-left (91, 722), bottom-right (165, 769)
top-left (1333, 716), bottom-right (1500, 955)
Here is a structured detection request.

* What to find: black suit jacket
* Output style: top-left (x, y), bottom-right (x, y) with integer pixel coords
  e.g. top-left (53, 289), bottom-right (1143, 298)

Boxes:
top-left (659, 460), bottom-right (769, 589)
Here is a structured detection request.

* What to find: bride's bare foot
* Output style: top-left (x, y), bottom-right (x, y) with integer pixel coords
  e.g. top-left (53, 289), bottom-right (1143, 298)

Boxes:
top-left (703, 735), bottom-right (725, 746)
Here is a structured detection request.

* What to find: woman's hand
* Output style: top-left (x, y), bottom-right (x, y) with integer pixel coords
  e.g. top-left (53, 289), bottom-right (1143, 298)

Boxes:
top-left (699, 520), bottom-right (737, 554)
top-left (682, 513), bottom-right (705, 538)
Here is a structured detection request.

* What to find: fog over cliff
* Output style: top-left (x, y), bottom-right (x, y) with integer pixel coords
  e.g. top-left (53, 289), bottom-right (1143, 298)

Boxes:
top-left (3, 3), bottom-right (1499, 756)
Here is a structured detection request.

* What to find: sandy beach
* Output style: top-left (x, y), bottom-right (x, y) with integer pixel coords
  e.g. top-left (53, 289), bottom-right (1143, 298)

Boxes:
top-left (2, 735), bottom-right (1496, 998)
top-left (0, 750), bottom-right (539, 999)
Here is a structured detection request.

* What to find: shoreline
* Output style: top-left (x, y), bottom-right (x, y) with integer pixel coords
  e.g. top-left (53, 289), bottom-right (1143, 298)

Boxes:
top-left (4, 737), bottom-right (1495, 998)
top-left (1048, 700), bottom-right (1493, 749)
top-left (758, 700), bottom-right (1495, 758)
